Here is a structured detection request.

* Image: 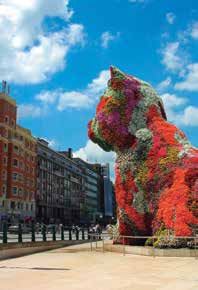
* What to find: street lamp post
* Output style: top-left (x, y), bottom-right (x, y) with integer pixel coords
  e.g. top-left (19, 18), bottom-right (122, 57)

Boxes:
top-left (99, 214), bottom-right (103, 226)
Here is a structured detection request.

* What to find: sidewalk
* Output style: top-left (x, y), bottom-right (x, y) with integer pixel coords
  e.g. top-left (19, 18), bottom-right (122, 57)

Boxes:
top-left (0, 242), bottom-right (197, 290)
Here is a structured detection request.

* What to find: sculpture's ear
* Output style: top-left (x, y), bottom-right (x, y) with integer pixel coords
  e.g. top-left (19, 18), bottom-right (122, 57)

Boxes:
top-left (110, 66), bottom-right (126, 79)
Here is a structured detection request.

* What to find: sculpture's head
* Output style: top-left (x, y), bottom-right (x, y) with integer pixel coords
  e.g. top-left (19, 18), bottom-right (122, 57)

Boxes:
top-left (88, 66), bottom-right (166, 152)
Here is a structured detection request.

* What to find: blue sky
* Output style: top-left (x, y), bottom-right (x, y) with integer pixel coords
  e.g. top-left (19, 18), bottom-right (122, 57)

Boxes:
top-left (0, 0), bottom-right (198, 174)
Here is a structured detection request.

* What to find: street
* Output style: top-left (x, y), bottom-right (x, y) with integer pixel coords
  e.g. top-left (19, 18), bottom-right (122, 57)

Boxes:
top-left (0, 242), bottom-right (197, 290)
top-left (0, 231), bottom-right (88, 243)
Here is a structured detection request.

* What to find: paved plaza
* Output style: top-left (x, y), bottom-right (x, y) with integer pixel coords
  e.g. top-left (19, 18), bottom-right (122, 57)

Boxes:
top-left (0, 243), bottom-right (197, 290)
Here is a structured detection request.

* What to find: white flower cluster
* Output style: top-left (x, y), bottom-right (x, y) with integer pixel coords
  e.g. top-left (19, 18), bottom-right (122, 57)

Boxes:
top-left (175, 131), bottom-right (193, 158)
top-left (129, 80), bottom-right (164, 135)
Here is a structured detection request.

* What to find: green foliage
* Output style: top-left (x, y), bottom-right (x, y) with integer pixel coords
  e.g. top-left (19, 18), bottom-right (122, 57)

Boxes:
top-left (145, 225), bottom-right (169, 247)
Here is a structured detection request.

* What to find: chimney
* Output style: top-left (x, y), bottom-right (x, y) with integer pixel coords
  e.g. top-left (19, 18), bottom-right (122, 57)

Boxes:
top-left (2, 80), bottom-right (6, 93)
top-left (68, 148), bottom-right (73, 159)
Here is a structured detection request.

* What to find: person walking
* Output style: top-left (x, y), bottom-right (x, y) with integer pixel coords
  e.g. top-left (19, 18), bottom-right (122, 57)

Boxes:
top-left (95, 223), bottom-right (102, 240)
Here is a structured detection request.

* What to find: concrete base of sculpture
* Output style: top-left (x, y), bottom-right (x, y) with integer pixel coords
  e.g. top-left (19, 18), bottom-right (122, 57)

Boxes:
top-left (102, 240), bottom-right (198, 258)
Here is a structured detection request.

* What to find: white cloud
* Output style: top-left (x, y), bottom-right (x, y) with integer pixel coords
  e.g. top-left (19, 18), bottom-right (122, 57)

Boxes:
top-left (191, 22), bottom-right (198, 39)
top-left (161, 93), bottom-right (187, 122)
top-left (101, 31), bottom-right (120, 48)
top-left (175, 63), bottom-right (198, 91)
top-left (87, 70), bottom-right (109, 94)
top-left (156, 77), bottom-right (171, 92)
top-left (42, 138), bottom-right (58, 149)
top-left (159, 22), bottom-right (198, 127)
top-left (177, 22), bottom-right (198, 43)
top-left (174, 106), bottom-right (198, 126)
top-left (64, 23), bottom-right (85, 46)
top-left (0, 1), bottom-right (85, 84)
top-left (17, 104), bottom-right (42, 120)
top-left (57, 91), bottom-right (93, 110)
top-left (24, 69), bottom-right (110, 115)
top-left (17, 68), bottom-right (110, 119)
top-left (180, 106), bottom-right (198, 126)
top-left (166, 12), bottom-right (176, 25)
top-left (161, 93), bottom-right (187, 109)
top-left (161, 42), bottom-right (185, 73)
top-left (74, 140), bottom-right (116, 177)
top-left (161, 93), bottom-right (198, 126)
top-left (35, 90), bottom-right (59, 104)
top-left (57, 69), bottom-right (110, 111)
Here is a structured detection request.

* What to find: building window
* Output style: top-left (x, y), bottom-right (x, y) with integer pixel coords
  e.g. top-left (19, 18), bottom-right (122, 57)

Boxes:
top-left (11, 119), bottom-right (15, 127)
top-left (10, 201), bottom-right (15, 209)
top-left (19, 188), bottom-right (23, 196)
top-left (12, 106), bottom-right (16, 114)
top-left (31, 204), bottom-right (33, 211)
top-left (19, 174), bottom-right (23, 181)
top-left (4, 143), bottom-right (8, 152)
top-left (14, 145), bottom-right (19, 154)
top-left (26, 203), bottom-right (28, 211)
top-left (12, 187), bottom-right (18, 195)
top-left (4, 116), bottom-right (9, 124)
top-left (3, 157), bottom-right (7, 165)
top-left (13, 173), bottom-right (18, 180)
top-left (4, 129), bottom-right (8, 138)
top-left (13, 159), bottom-right (18, 167)
top-left (19, 148), bottom-right (24, 156)
top-left (2, 171), bottom-right (7, 180)
top-left (2, 186), bottom-right (6, 194)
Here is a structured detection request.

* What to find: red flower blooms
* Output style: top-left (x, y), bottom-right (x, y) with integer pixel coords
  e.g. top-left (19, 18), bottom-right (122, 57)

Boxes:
top-left (88, 120), bottom-right (95, 140)
top-left (96, 96), bottom-right (112, 114)
top-left (157, 168), bottom-right (198, 236)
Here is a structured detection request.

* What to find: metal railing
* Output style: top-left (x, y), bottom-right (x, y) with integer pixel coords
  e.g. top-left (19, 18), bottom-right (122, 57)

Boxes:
top-left (0, 222), bottom-right (90, 244)
top-left (89, 232), bottom-right (112, 252)
top-left (89, 233), bottom-right (198, 259)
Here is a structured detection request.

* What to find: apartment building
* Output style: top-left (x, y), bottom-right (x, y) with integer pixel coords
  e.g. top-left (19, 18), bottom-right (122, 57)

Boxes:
top-left (36, 140), bottom-right (85, 224)
top-left (0, 81), bottom-right (37, 222)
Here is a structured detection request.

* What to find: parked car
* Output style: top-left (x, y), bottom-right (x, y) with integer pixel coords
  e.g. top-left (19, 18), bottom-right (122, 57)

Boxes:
top-left (8, 224), bottom-right (31, 234)
top-left (46, 224), bottom-right (56, 233)
top-left (8, 225), bottom-right (18, 234)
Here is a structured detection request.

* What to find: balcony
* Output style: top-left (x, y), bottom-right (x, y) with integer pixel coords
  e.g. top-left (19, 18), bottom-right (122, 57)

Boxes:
top-left (53, 170), bottom-right (64, 177)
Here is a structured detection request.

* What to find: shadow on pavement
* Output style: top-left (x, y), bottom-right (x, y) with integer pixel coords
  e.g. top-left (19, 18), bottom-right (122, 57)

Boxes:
top-left (0, 266), bottom-right (69, 271)
top-left (50, 249), bottom-right (90, 253)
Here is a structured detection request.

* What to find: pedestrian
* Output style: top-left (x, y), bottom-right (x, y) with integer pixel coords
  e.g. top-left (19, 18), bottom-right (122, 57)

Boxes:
top-left (94, 223), bottom-right (101, 239)
top-left (36, 222), bottom-right (40, 234)
top-left (57, 224), bottom-right (61, 234)
top-left (72, 224), bottom-right (75, 233)
top-left (106, 224), bottom-right (113, 239)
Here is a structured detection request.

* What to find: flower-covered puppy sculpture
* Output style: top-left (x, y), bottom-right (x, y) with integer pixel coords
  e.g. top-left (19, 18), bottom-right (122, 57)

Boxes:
top-left (88, 66), bottom-right (198, 243)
